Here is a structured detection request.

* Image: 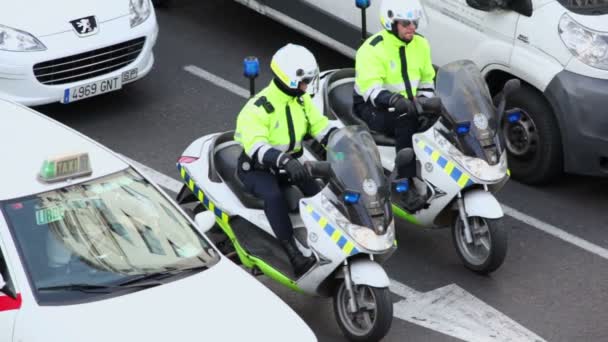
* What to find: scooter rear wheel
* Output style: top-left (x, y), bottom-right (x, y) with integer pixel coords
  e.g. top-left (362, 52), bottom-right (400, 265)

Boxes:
top-left (452, 216), bottom-right (508, 274)
top-left (333, 281), bottom-right (393, 342)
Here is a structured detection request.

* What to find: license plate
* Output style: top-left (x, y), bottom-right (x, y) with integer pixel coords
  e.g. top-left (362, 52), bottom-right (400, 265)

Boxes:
top-left (61, 68), bottom-right (138, 104)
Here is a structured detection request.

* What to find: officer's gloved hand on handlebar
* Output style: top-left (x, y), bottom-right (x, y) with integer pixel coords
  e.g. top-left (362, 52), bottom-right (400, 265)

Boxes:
top-left (279, 154), bottom-right (309, 183)
top-left (389, 93), bottom-right (416, 116)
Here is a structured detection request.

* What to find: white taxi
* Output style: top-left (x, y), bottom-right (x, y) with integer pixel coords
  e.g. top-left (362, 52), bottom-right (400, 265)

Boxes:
top-left (0, 99), bottom-right (316, 342)
top-left (0, 0), bottom-right (158, 106)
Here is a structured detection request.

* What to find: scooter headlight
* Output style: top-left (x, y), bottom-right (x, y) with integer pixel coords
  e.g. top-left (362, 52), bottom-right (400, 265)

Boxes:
top-left (345, 220), bottom-right (394, 252)
top-left (559, 13), bottom-right (608, 70)
top-left (321, 195), bottom-right (394, 252)
top-left (451, 153), bottom-right (507, 183)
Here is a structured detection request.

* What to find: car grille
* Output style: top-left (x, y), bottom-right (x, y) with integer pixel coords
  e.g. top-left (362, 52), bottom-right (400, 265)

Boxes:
top-left (33, 37), bottom-right (146, 86)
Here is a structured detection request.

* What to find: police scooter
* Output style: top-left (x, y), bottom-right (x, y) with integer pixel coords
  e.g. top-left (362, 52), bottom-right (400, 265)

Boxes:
top-left (175, 59), bottom-right (396, 342)
top-left (312, 56), bottom-right (520, 274)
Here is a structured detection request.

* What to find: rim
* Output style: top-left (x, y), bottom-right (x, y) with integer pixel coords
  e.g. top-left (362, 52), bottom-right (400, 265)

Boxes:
top-left (455, 216), bottom-right (492, 266)
top-left (336, 283), bottom-right (378, 336)
top-left (502, 109), bottom-right (539, 158)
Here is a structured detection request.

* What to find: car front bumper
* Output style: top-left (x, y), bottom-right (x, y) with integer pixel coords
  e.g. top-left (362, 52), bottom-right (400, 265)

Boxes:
top-left (0, 14), bottom-right (158, 106)
top-left (544, 70), bottom-right (608, 176)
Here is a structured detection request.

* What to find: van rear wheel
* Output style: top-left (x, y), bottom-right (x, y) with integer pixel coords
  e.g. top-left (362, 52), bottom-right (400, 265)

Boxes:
top-left (501, 85), bottom-right (563, 184)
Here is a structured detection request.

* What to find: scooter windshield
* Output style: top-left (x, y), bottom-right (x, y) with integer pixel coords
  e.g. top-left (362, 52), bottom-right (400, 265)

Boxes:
top-left (326, 126), bottom-right (389, 216)
top-left (435, 60), bottom-right (500, 163)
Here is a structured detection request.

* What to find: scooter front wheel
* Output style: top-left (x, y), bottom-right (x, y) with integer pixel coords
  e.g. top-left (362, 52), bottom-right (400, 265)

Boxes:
top-left (452, 216), bottom-right (508, 274)
top-left (333, 281), bottom-right (393, 342)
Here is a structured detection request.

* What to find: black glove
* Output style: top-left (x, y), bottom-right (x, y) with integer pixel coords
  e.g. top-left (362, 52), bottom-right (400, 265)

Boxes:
top-left (281, 156), bottom-right (309, 183)
top-left (389, 94), bottom-right (416, 115)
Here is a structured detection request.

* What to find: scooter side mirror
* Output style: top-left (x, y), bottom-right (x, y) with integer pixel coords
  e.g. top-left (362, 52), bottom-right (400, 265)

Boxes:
top-left (496, 79), bottom-right (521, 124)
top-left (502, 79), bottom-right (521, 98)
top-left (305, 161), bottom-right (333, 179)
top-left (194, 211), bottom-right (217, 234)
top-left (418, 96), bottom-right (443, 113)
top-left (395, 148), bottom-right (415, 170)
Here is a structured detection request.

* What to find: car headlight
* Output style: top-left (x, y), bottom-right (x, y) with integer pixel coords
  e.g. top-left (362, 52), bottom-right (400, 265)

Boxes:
top-left (130, 0), bottom-right (152, 28)
top-left (0, 25), bottom-right (46, 52)
top-left (558, 13), bottom-right (608, 70)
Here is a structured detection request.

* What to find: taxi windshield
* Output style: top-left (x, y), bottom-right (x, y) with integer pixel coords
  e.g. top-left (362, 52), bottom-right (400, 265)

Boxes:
top-left (2, 168), bottom-right (219, 304)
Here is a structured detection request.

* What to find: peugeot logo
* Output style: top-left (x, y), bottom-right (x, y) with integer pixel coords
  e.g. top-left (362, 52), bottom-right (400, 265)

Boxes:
top-left (70, 16), bottom-right (98, 37)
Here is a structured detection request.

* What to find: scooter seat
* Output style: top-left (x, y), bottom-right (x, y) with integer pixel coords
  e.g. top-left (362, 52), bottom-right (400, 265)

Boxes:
top-left (325, 69), bottom-right (396, 146)
top-left (214, 139), bottom-right (266, 210)
top-left (213, 133), bottom-right (304, 212)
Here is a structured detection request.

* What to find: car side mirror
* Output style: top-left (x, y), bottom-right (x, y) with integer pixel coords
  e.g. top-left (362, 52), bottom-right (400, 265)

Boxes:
top-left (508, 0), bottom-right (533, 17)
top-left (194, 211), bottom-right (217, 234)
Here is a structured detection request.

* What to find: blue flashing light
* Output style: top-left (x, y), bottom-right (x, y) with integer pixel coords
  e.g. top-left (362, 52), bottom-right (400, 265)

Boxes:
top-left (456, 122), bottom-right (471, 135)
top-left (355, 0), bottom-right (370, 8)
top-left (507, 111), bottom-right (522, 123)
top-left (243, 56), bottom-right (259, 78)
top-left (395, 180), bottom-right (409, 193)
top-left (343, 191), bottom-right (361, 204)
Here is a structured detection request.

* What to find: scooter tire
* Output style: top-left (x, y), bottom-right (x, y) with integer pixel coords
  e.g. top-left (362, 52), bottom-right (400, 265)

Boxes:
top-left (452, 216), bottom-right (508, 275)
top-left (333, 281), bottom-right (393, 342)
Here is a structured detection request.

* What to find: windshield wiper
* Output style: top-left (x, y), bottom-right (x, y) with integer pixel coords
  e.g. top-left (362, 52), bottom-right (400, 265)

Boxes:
top-left (37, 283), bottom-right (122, 293)
top-left (118, 264), bottom-right (209, 287)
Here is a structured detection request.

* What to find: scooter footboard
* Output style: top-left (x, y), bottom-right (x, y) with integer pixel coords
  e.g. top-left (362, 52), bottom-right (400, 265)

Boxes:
top-left (346, 259), bottom-right (390, 288)
top-left (463, 189), bottom-right (503, 219)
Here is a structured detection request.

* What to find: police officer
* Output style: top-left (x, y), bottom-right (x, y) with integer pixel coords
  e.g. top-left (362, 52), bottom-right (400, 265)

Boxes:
top-left (234, 44), bottom-right (336, 277)
top-left (353, 0), bottom-right (435, 212)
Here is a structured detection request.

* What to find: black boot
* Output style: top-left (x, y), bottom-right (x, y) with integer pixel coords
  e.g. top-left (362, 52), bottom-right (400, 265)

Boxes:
top-left (400, 184), bottom-right (427, 213)
top-left (280, 238), bottom-right (316, 277)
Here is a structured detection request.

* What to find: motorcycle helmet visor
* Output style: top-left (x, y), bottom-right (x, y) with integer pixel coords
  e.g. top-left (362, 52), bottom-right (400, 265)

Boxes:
top-left (395, 18), bottom-right (419, 28)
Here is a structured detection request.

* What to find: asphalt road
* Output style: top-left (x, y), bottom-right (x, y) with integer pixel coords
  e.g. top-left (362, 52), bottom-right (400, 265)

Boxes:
top-left (35, 1), bottom-right (608, 341)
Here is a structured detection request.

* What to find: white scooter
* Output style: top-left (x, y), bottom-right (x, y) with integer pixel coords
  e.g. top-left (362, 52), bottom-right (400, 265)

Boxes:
top-left (310, 60), bottom-right (520, 274)
top-left (175, 125), bottom-right (396, 341)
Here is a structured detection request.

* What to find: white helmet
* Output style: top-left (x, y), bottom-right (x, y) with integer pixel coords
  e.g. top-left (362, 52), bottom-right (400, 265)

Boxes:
top-left (379, 0), bottom-right (426, 32)
top-left (270, 43), bottom-right (320, 96)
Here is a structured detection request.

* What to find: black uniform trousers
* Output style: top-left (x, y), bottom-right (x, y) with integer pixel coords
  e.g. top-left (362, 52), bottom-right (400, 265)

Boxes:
top-left (238, 167), bottom-right (321, 241)
top-left (354, 102), bottom-right (419, 178)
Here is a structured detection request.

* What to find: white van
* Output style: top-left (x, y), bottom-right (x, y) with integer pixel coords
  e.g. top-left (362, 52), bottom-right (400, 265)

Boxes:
top-left (0, 99), bottom-right (316, 342)
top-left (235, 0), bottom-right (608, 184)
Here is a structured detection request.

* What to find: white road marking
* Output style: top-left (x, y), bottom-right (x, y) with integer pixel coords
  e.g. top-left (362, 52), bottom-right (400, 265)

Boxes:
top-left (392, 284), bottom-right (546, 342)
top-left (184, 65), bottom-right (250, 99)
top-left (184, 64), bottom-right (608, 262)
top-left (503, 206), bottom-right (608, 260)
top-left (125, 155), bottom-right (545, 341)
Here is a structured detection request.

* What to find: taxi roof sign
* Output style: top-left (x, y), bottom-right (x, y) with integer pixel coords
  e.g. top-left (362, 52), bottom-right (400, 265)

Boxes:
top-left (38, 152), bottom-right (92, 183)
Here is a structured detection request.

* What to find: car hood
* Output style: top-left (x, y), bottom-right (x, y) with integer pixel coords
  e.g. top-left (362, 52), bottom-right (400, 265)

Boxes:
top-left (14, 258), bottom-right (316, 342)
top-left (0, 0), bottom-right (131, 37)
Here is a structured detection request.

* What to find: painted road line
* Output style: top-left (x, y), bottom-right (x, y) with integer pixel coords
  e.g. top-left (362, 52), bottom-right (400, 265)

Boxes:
top-left (184, 65), bottom-right (250, 98)
top-left (183, 64), bottom-right (608, 262)
top-left (125, 155), bottom-right (545, 341)
top-left (391, 284), bottom-right (545, 342)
